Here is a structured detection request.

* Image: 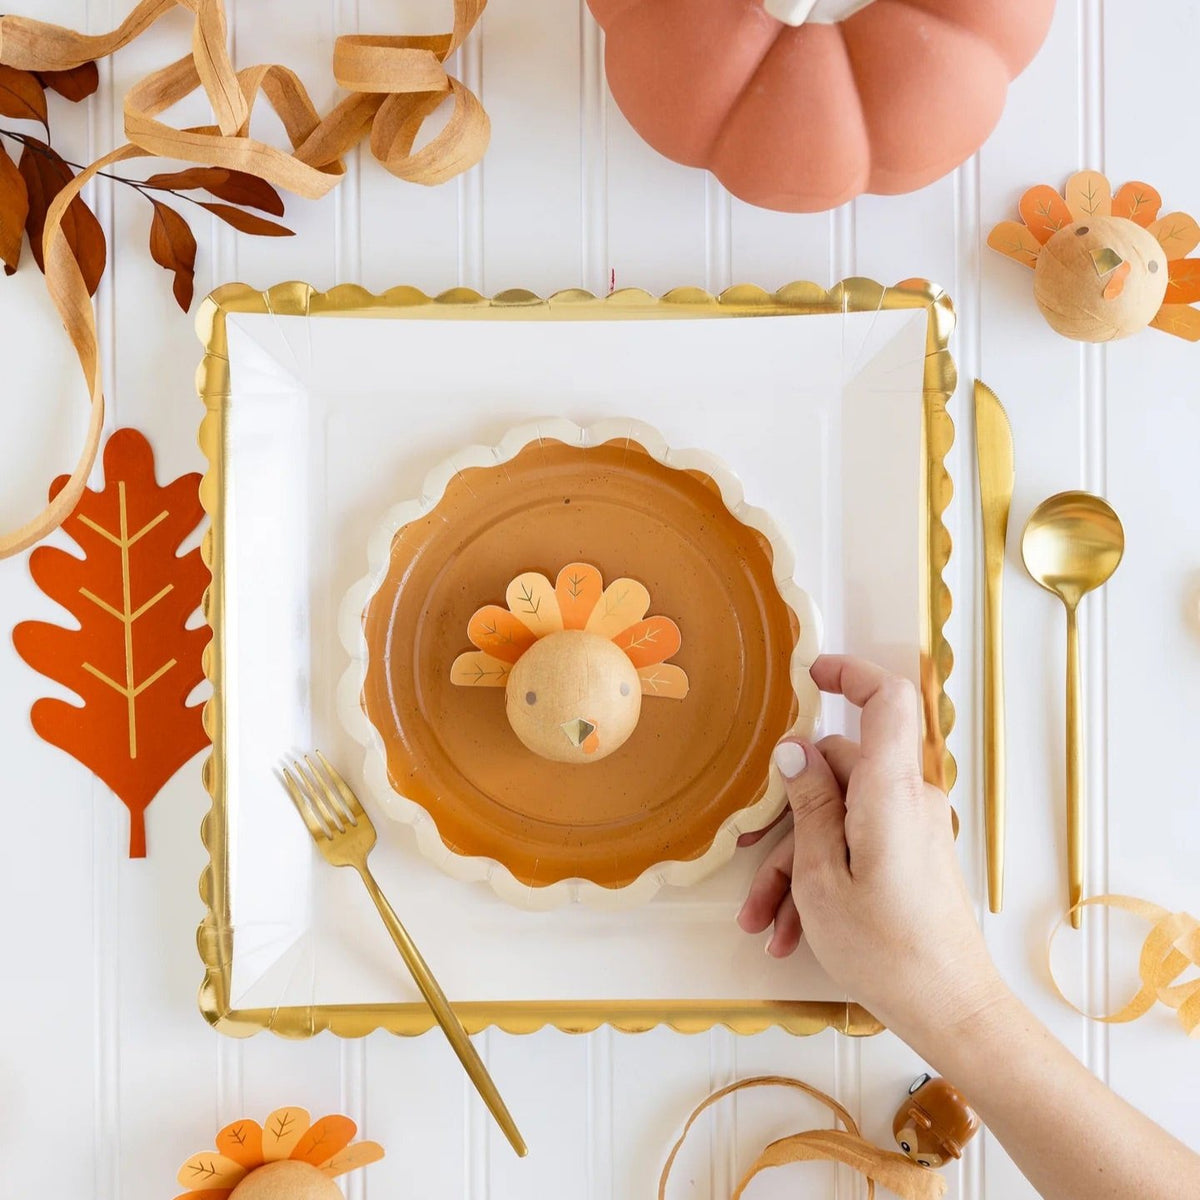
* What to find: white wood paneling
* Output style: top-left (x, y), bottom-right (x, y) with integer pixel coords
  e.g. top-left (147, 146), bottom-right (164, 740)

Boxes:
top-left (0, 2), bottom-right (1196, 1198)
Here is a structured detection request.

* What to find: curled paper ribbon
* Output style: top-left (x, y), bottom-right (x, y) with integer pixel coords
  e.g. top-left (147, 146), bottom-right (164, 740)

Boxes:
top-left (1050, 895), bottom-right (1200, 1037)
top-left (0, 0), bottom-right (488, 558)
top-left (659, 1075), bottom-right (946, 1200)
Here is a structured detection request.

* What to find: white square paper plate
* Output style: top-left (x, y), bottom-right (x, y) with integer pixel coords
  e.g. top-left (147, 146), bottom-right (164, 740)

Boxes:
top-left (195, 281), bottom-right (956, 1038)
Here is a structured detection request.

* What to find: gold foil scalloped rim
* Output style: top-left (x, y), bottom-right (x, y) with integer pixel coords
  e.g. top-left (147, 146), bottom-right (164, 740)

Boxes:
top-left (195, 278), bottom-right (956, 1039)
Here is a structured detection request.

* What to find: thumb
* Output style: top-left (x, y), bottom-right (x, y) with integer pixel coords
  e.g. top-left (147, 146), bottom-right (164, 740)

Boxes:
top-left (773, 739), bottom-right (849, 882)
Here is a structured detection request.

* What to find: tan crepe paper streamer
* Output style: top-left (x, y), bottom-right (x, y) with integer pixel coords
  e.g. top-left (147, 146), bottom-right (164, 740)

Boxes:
top-left (1050, 895), bottom-right (1200, 1037)
top-left (659, 1075), bottom-right (946, 1200)
top-left (0, 0), bottom-right (487, 558)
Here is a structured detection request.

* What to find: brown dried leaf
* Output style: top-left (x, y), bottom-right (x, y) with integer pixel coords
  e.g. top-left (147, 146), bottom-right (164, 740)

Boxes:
top-left (143, 166), bottom-right (285, 215)
top-left (36, 62), bottom-right (100, 103)
top-left (18, 138), bottom-right (106, 295)
top-left (142, 167), bottom-right (230, 192)
top-left (147, 200), bottom-right (196, 311)
top-left (0, 141), bottom-right (29, 274)
top-left (0, 65), bottom-right (48, 127)
top-left (198, 200), bottom-right (293, 237)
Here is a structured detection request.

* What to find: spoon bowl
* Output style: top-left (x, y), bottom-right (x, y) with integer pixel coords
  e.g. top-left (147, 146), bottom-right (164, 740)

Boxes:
top-left (1021, 492), bottom-right (1125, 609)
top-left (1021, 491), bottom-right (1124, 928)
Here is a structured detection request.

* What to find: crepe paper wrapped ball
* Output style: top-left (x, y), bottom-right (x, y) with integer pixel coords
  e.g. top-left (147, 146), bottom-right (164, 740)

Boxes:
top-left (173, 1108), bottom-right (384, 1200)
top-left (230, 1162), bottom-right (342, 1200)
top-left (893, 1074), bottom-right (981, 1169)
top-left (989, 171), bottom-right (1200, 342)
top-left (586, 0), bottom-right (1056, 213)
top-left (452, 562), bottom-right (689, 764)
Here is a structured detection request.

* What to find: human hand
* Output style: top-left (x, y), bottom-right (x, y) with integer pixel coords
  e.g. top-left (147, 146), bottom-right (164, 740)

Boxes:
top-left (737, 654), bottom-right (1008, 1048)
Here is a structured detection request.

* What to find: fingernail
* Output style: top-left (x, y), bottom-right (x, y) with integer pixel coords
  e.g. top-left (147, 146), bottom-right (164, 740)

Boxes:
top-left (773, 741), bottom-right (807, 779)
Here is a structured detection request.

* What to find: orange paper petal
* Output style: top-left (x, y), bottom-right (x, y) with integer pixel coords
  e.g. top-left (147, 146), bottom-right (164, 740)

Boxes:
top-left (1064, 170), bottom-right (1111, 221)
top-left (584, 577), bottom-right (651, 639)
top-left (638, 663), bottom-right (690, 699)
top-left (450, 650), bottom-right (512, 687)
top-left (290, 1114), bottom-right (357, 1166)
top-left (1165, 257), bottom-right (1200, 303)
top-left (1112, 180), bottom-right (1161, 227)
top-left (613, 616), bottom-right (682, 668)
top-left (176, 1154), bottom-right (248, 1190)
top-left (986, 219), bottom-right (1042, 268)
top-left (216, 1118), bottom-right (263, 1168)
top-left (320, 1140), bottom-right (386, 1177)
top-left (1149, 212), bottom-right (1200, 260)
top-left (467, 606), bottom-right (539, 663)
top-left (1150, 303), bottom-right (1200, 340)
top-left (172, 1192), bottom-right (233, 1200)
top-left (1019, 184), bottom-right (1072, 243)
top-left (262, 1107), bottom-right (310, 1161)
top-left (504, 571), bottom-right (562, 637)
top-left (555, 562), bottom-right (603, 630)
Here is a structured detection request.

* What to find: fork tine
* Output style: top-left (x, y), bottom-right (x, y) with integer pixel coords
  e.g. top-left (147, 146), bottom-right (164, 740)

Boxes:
top-left (281, 767), bottom-right (329, 840)
top-left (305, 754), bottom-right (356, 827)
top-left (293, 757), bottom-right (345, 833)
top-left (314, 751), bottom-right (366, 822)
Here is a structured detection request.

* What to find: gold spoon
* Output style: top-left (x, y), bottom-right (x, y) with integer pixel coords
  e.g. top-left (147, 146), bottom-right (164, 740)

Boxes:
top-left (1021, 492), bottom-right (1125, 928)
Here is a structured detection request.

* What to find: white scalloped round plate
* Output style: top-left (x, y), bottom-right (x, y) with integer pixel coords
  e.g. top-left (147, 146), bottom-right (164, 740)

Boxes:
top-left (338, 419), bottom-right (821, 909)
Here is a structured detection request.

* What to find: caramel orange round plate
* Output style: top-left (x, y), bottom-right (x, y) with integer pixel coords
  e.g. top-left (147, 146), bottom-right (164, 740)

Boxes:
top-left (339, 420), bottom-right (820, 908)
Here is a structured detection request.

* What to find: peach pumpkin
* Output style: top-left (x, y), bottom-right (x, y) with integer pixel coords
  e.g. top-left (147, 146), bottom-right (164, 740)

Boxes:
top-left (587, 0), bottom-right (1056, 212)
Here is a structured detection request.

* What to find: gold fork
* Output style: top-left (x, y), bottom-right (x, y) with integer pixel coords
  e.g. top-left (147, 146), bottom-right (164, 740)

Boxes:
top-left (281, 752), bottom-right (527, 1158)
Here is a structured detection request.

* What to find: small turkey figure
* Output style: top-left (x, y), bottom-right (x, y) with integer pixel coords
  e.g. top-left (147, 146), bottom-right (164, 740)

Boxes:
top-left (452, 562), bottom-right (689, 764)
top-left (988, 171), bottom-right (1200, 343)
top-left (892, 1074), bottom-right (980, 1169)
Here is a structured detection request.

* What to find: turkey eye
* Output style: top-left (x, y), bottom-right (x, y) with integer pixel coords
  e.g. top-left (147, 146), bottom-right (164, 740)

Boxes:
top-left (918, 1159), bottom-right (931, 1168)
top-left (1076, 225), bottom-right (1089, 236)
top-left (619, 682), bottom-right (631, 696)
top-left (1149, 260), bottom-right (1160, 273)
top-left (900, 1142), bottom-right (911, 1153)
top-left (525, 691), bottom-right (537, 706)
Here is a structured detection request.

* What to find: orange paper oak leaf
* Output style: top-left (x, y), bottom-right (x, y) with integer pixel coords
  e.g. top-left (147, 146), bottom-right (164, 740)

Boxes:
top-left (13, 428), bottom-right (210, 857)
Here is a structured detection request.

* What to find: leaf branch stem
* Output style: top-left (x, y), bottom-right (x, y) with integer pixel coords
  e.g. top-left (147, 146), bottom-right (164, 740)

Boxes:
top-left (0, 127), bottom-right (210, 211)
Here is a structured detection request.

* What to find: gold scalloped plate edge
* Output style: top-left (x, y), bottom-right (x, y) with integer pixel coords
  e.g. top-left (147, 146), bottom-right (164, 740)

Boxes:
top-left (194, 278), bottom-right (955, 1039)
top-left (200, 1000), bottom-right (884, 1040)
top-left (337, 416), bottom-right (823, 910)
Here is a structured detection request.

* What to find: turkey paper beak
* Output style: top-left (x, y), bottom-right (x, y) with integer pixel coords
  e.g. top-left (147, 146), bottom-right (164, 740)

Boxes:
top-left (561, 717), bottom-right (597, 747)
top-left (1090, 247), bottom-right (1130, 298)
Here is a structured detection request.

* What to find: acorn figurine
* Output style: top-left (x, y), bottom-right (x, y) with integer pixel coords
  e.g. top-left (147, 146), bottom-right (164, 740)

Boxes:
top-left (451, 562), bottom-right (689, 763)
top-left (174, 1108), bottom-right (383, 1199)
top-left (893, 1075), bottom-right (980, 1168)
top-left (989, 171), bottom-right (1200, 342)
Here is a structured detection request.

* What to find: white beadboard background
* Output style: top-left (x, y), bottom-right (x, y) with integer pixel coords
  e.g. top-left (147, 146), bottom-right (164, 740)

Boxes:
top-left (1, 2), bottom-right (1198, 1198)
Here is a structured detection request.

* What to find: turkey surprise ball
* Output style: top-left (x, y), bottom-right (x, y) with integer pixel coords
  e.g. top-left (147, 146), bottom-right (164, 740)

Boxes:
top-left (505, 630), bottom-right (642, 764)
top-left (1034, 215), bottom-right (1168, 341)
top-left (229, 1161), bottom-right (344, 1200)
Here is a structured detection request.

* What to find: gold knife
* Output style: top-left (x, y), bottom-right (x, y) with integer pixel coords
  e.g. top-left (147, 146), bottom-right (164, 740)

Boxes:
top-left (975, 381), bottom-right (1014, 913)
